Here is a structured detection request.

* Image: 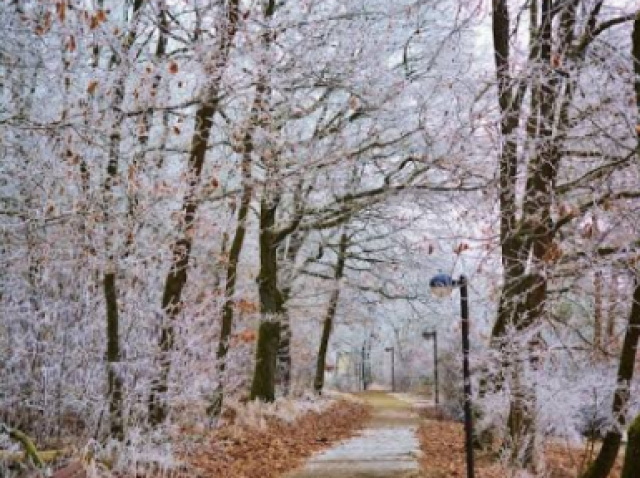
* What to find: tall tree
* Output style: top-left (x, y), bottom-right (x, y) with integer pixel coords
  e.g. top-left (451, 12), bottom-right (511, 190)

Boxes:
top-left (582, 13), bottom-right (640, 477)
top-left (209, 0), bottom-right (274, 414)
top-left (314, 230), bottom-right (348, 394)
top-left (148, 0), bottom-right (241, 425)
top-left (490, 0), bottom-right (640, 466)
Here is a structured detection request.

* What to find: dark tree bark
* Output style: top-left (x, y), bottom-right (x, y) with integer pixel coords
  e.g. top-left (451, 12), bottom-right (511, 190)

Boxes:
top-left (607, 272), bottom-right (618, 348)
top-left (314, 232), bottom-right (348, 394)
top-left (277, 226), bottom-right (307, 396)
top-left (104, 272), bottom-right (123, 440)
top-left (250, 194), bottom-right (285, 402)
top-left (102, 0), bottom-right (146, 439)
top-left (148, 0), bottom-right (240, 426)
top-left (582, 277), bottom-right (640, 478)
top-left (621, 413), bottom-right (640, 478)
top-left (489, 0), bottom-right (585, 467)
top-left (208, 72), bottom-right (268, 418)
top-left (594, 270), bottom-right (603, 352)
top-left (582, 15), bottom-right (640, 477)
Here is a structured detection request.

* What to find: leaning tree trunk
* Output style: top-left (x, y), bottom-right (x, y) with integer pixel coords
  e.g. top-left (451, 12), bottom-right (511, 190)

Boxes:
top-left (148, 0), bottom-right (240, 426)
top-left (582, 277), bottom-right (640, 478)
top-left (314, 232), bottom-right (348, 394)
top-left (583, 16), bottom-right (640, 477)
top-left (621, 412), bottom-right (640, 478)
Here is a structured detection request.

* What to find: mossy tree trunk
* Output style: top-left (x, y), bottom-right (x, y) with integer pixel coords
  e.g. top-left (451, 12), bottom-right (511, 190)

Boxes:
top-left (314, 231), bottom-right (348, 394)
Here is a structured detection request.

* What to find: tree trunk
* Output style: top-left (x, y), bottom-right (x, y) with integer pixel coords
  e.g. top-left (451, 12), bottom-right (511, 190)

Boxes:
top-left (607, 272), bottom-right (618, 349)
top-left (584, 16), bottom-right (640, 475)
top-left (277, 221), bottom-right (308, 395)
top-left (250, 321), bottom-right (281, 402)
top-left (621, 413), bottom-right (640, 478)
top-left (148, 0), bottom-right (240, 426)
top-left (489, 0), bottom-right (582, 467)
top-left (582, 277), bottom-right (640, 478)
top-left (594, 270), bottom-right (603, 353)
top-left (101, 0), bottom-right (147, 437)
top-left (314, 232), bottom-right (348, 394)
top-left (250, 195), bottom-right (285, 402)
top-left (208, 77), bottom-right (265, 417)
top-left (104, 272), bottom-right (123, 440)
top-left (277, 315), bottom-right (292, 395)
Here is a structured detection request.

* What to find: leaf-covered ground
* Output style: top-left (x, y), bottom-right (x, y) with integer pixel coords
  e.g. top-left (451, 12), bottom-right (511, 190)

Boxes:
top-left (418, 418), bottom-right (624, 478)
top-left (187, 400), bottom-right (370, 478)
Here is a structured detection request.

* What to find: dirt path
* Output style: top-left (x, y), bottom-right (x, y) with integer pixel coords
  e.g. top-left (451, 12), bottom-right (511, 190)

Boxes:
top-left (284, 391), bottom-right (422, 478)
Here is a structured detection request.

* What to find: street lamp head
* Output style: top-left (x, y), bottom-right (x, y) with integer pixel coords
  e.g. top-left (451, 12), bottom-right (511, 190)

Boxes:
top-left (422, 329), bottom-right (436, 339)
top-left (429, 273), bottom-right (454, 298)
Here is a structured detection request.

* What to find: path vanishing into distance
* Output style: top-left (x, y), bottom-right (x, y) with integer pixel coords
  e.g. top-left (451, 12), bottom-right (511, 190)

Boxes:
top-left (286, 391), bottom-right (425, 478)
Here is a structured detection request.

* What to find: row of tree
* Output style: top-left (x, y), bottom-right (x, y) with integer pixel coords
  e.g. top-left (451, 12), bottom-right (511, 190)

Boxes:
top-left (1, 0), bottom-right (639, 476)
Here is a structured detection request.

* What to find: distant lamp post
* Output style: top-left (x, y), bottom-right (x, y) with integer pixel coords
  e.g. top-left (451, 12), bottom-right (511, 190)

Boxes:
top-left (429, 273), bottom-right (474, 478)
top-left (422, 330), bottom-right (439, 407)
top-left (384, 346), bottom-right (395, 392)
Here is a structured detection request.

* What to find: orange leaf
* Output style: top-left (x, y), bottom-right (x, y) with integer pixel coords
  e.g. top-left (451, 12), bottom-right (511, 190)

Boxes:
top-left (542, 242), bottom-right (563, 264)
top-left (237, 299), bottom-right (258, 314)
top-left (56, 2), bottom-right (66, 23)
top-left (87, 80), bottom-right (99, 95)
top-left (66, 35), bottom-right (76, 52)
top-left (453, 243), bottom-right (469, 255)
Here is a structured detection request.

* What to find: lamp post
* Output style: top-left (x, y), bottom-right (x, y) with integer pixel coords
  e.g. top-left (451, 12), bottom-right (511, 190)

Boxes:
top-left (361, 342), bottom-right (367, 391)
top-left (422, 330), bottom-right (439, 406)
top-left (429, 273), bottom-right (474, 478)
top-left (385, 346), bottom-right (395, 392)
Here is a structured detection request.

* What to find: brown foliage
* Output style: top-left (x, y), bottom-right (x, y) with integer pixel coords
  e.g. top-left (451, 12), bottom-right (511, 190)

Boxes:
top-left (188, 400), bottom-right (370, 478)
top-left (418, 419), bottom-right (624, 477)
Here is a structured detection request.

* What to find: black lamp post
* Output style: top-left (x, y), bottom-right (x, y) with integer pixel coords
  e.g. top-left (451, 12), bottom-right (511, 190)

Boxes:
top-left (422, 330), bottom-right (439, 406)
top-left (429, 273), bottom-right (474, 478)
top-left (384, 346), bottom-right (395, 392)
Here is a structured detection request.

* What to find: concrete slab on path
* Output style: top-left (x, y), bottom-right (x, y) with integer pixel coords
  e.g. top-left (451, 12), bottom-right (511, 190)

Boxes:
top-left (285, 391), bottom-right (423, 478)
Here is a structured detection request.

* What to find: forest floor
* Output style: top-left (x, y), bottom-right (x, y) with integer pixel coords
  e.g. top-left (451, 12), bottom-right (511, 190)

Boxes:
top-left (186, 396), bottom-right (370, 478)
top-left (284, 391), bottom-right (423, 478)
top-left (418, 414), bottom-right (625, 478)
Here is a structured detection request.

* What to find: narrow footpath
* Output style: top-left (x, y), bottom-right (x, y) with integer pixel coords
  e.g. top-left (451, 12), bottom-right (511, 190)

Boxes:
top-left (285, 391), bottom-right (422, 478)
